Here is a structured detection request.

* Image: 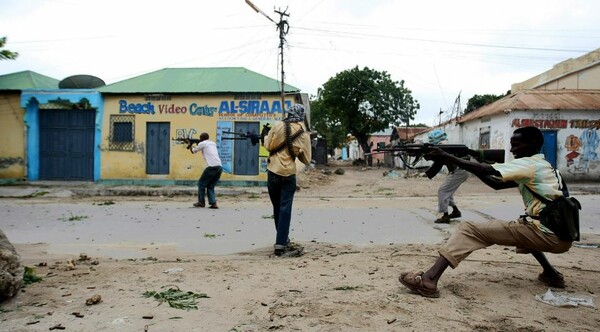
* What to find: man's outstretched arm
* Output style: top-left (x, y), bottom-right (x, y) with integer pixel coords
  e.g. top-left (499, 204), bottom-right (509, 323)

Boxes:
top-left (474, 173), bottom-right (518, 190)
top-left (426, 147), bottom-right (516, 190)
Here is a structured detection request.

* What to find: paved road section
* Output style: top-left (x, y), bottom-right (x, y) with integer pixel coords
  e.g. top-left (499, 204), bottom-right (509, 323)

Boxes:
top-left (1, 182), bottom-right (598, 259)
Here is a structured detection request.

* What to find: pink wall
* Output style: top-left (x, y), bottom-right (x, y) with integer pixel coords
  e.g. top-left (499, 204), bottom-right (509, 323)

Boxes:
top-left (368, 136), bottom-right (390, 164)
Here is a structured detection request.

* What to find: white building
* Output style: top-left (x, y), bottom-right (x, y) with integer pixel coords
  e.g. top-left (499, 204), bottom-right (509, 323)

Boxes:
top-left (414, 48), bottom-right (600, 181)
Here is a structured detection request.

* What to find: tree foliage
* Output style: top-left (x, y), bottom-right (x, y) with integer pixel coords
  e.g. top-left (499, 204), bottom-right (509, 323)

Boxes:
top-left (310, 97), bottom-right (347, 152)
top-left (0, 36), bottom-right (19, 60)
top-left (311, 66), bottom-right (419, 157)
top-left (464, 92), bottom-right (509, 114)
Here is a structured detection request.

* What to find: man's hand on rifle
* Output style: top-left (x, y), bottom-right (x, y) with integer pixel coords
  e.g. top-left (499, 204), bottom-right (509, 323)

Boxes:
top-left (261, 123), bottom-right (271, 137)
top-left (260, 123), bottom-right (271, 145)
top-left (424, 147), bottom-right (451, 161)
top-left (182, 139), bottom-right (196, 152)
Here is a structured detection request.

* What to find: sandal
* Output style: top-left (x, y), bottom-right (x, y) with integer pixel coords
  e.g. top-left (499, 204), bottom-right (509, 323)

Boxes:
top-left (538, 272), bottom-right (565, 288)
top-left (398, 271), bottom-right (440, 298)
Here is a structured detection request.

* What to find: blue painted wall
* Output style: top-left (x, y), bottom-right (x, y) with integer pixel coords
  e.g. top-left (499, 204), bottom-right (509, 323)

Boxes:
top-left (21, 89), bottom-right (103, 181)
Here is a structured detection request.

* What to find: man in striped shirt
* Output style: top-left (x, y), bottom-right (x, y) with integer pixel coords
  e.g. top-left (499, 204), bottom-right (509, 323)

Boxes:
top-left (399, 126), bottom-right (572, 298)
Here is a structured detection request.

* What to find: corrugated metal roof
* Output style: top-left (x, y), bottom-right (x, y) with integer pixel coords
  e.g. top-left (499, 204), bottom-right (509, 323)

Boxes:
top-left (392, 126), bottom-right (430, 140)
top-left (371, 129), bottom-right (394, 136)
top-left (459, 89), bottom-right (600, 123)
top-left (98, 67), bottom-right (300, 94)
top-left (0, 70), bottom-right (59, 90)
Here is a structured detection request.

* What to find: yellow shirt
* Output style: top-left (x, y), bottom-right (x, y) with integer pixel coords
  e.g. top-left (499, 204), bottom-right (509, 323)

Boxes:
top-left (263, 121), bottom-right (311, 176)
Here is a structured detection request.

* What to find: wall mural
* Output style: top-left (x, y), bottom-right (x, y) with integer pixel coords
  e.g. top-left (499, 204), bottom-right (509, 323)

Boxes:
top-left (511, 117), bottom-right (600, 175)
top-left (565, 128), bottom-right (600, 174)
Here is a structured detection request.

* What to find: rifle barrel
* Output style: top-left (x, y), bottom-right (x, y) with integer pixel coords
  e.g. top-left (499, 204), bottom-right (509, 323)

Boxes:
top-left (222, 131), bottom-right (247, 136)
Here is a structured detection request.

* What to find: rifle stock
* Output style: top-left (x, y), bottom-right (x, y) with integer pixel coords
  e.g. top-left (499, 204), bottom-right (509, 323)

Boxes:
top-left (371, 143), bottom-right (504, 179)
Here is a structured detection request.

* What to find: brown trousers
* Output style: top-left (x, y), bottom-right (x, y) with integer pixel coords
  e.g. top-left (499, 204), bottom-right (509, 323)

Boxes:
top-left (439, 218), bottom-right (572, 268)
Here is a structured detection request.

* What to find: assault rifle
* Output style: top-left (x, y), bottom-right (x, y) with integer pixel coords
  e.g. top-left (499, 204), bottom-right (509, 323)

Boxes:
top-left (222, 123), bottom-right (271, 146)
top-left (369, 143), bottom-right (505, 179)
top-left (221, 131), bottom-right (261, 145)
top-left (172, 137), bottom-right (201, 153)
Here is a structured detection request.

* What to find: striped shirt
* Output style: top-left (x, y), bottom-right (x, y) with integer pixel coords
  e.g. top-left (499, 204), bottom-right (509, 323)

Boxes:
top-left (492, 154), bottom-right (563, 231)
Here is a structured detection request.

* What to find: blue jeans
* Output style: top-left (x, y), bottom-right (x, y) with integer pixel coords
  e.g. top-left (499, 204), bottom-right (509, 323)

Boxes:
top-left (198, 166), bottom-right (222, 205)
top-left (267, 171), bottom-right (297, 247)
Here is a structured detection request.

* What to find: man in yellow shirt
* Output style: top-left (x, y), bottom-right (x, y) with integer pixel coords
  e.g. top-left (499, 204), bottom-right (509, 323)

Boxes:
top-left (263, 104), bottom-right (312, 257)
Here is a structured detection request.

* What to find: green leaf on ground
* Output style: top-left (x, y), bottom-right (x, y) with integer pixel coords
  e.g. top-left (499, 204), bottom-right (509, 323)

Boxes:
top-left (23, 266), bottom-right (43, 285)
top-left (143, 285), bottom-right (209, 310)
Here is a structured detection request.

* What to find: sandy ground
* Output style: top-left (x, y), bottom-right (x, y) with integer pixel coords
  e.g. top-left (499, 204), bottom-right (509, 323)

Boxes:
top-left (1, 164), bottom-right (599, 331)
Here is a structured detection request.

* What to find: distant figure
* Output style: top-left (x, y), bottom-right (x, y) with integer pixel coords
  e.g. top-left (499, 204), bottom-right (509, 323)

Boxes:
top-left (190, 133), bottom-right (223, 209)
top-left (428, 129), bottom-right (468, 224)
top-left (263, 104), bottom-right (312, 257)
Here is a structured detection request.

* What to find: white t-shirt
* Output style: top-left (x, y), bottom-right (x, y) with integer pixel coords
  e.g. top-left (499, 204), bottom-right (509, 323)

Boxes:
top-left (192, 140), bottom-right (222, 167)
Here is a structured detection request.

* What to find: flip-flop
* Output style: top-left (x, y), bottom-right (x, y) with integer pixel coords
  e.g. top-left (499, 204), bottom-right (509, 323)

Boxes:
top-left (538, 272), bottom-right (565, 288)
top-left (398, 271), bottom-right (440, 298)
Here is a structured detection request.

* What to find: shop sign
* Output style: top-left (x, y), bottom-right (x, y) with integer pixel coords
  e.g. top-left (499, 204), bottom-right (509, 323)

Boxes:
top-left (512, 118), bottom-right (600, 129)
top-left (217, 100), bottom-right (291, 115)
top-left (511, 119), bottom-right (568, 129)
top-left (117, 99), bottom-right (291, 118)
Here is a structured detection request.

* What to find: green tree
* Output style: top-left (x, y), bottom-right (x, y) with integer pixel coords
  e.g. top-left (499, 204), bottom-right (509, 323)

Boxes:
top-left (311, 66), bottom-right (419, 163)
top-left (310, 96), bottom-right (347, 153)
top-left (0, 36), bottom-right (19, 60)
top-left (464, 92), bottom-right (509, 114)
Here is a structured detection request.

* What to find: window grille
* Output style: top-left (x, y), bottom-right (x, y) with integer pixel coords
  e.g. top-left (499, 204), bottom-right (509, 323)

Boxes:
top-left (109, 115), bottom-right (135, 151)
top-left (479, 126), bottom-right (491, 150)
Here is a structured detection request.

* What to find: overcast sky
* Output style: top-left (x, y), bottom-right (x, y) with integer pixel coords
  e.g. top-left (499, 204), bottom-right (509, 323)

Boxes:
top-left (1, 0), bottom-right (599, 126)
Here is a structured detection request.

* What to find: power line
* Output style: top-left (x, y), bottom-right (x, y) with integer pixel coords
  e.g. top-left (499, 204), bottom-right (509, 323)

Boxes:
top-left (293, 26), bottom-right (594, 53)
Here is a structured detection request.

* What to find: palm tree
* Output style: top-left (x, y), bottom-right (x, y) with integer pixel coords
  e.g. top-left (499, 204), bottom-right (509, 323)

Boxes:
top-left (0, 36), bottom-right (19, 60)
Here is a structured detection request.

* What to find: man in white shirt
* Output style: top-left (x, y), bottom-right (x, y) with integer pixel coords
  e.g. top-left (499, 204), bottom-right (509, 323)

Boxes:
top-left (191, 133), bottom-right (223, 209)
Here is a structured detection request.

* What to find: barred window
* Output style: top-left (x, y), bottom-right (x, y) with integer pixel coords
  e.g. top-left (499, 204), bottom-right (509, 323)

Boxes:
top-left (479, 126), bottom-right (490, 150)
top-left (109, 115), bottom-right (135, 151)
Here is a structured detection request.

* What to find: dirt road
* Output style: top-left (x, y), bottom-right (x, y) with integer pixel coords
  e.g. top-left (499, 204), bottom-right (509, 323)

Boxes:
top-left (1, 166), bottom-right (599, 331)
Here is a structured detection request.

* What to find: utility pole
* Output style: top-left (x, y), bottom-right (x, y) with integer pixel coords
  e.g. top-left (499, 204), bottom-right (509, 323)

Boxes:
top-left (245, 0), bottom-right (290, 118)
top-left (451, 91), bottom-right (462, 121)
